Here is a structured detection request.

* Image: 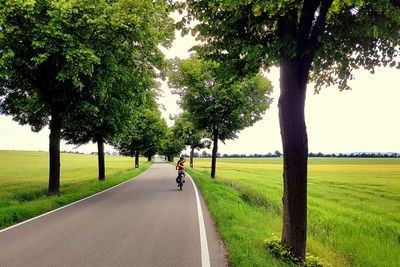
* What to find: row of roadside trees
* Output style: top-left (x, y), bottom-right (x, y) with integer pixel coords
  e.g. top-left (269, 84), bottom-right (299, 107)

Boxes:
top-left (0, 0), bottom-right (175, 194)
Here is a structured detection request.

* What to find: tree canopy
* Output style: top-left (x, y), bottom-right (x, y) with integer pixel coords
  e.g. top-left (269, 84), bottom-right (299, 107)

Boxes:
top-left (182, 0), bottom-right (399, 90)
top-left (169, 56), bottom-right (273, 140)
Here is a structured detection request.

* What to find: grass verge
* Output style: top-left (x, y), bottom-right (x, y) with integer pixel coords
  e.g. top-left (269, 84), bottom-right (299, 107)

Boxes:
top-left (0, 161), bottom-right (152, 230)
top-left (191, 157), bottom-right (400, 267)
top-left (186, 167), bottom-right (295, 267)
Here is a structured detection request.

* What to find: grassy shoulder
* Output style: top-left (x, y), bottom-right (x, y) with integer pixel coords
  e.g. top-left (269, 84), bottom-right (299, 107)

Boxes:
top-left (189, 157), bottom-right (400, 267)
top-left (0, 151), bottom-right (152, 229)
top-left (186, 167), bottom-right (295, 267)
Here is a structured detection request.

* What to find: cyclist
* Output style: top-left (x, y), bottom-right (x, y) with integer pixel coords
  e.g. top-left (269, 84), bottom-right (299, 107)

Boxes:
top-left (176, 157), bottom-right (186, 186)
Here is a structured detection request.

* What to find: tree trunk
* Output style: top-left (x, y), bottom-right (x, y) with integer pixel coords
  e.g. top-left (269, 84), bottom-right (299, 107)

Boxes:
top-left (147, 155), bottom-right (152, 162)
top-left (211, 128), bottom-right (218, 178)
top-left (48, 108), bottom-right (62, 195)
top-left (168, 155), bottom-right (174, 162)
top-left (135, 151), bottom-right (139, 168)
top-left (97, 137), bottom-right (105, 181)
top-left (190, 147), bottom-right (194, 168)
top-left (279, 58), bottom-right (309, 259)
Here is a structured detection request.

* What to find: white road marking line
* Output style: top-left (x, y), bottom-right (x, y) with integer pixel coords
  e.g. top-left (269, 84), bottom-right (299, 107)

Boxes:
top-left (188, 173), bottom-right (211, 267)
top-left (0, 171), bottom-right (147, 234)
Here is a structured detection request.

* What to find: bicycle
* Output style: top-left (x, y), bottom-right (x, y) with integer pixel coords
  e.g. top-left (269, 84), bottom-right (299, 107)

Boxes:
top-left (176, 173), bottom-right (185, 191)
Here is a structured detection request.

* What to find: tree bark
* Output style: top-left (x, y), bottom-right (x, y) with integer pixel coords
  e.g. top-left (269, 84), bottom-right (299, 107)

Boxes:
top-left (48, 108), bottom-right (62, 195)
top-left (279, 58), bottom-right (309, 259)
top-left (135, 151), bottom-right (139, 168)
top-left (275, 0), bottom-right (333, 260)
top-left (147, 155), bottom-right (152, 162)
top-left (211, 128), bottom-right (218, 178)
top-left (168, 156), bottom-right (174, 162)
top-left (190, 147), bottom-right (194, 168)
top-left (97, 137), bottom-right (105, 181)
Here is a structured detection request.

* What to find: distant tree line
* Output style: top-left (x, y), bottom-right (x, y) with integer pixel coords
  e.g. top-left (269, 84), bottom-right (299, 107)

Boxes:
top-left (61, 151), bottom-right (85, 155)
top-left (61, 150), bottom-right (123, 156)
top-left (309, 152), bottom-right (399, 158)
top-left (181, 151), bottom-right (399, 158)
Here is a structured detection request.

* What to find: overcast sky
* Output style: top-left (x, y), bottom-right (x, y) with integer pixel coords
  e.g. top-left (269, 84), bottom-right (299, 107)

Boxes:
top-left (1, 29), bottom-right (399, 155)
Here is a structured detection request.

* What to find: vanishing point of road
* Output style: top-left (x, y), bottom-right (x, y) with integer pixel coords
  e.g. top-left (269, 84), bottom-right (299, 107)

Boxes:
top-left (0, 159), bottom-right (228, 267)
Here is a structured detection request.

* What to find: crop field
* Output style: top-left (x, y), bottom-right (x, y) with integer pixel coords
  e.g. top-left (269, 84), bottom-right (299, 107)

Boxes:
top-left (0, 150), bottom-right (148, 228)
top-left (190, 157), bottom-right (400, 267)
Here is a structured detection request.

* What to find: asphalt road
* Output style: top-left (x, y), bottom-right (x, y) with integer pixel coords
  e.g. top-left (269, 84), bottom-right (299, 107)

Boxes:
top-left (0, 159), bottom-right (227, 267)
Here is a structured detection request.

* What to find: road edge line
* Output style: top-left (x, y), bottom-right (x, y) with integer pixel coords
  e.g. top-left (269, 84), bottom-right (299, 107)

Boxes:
top-left (188, 173), bottom-right (211, 267)
top-left (0, 168), bottom-right (149, 234)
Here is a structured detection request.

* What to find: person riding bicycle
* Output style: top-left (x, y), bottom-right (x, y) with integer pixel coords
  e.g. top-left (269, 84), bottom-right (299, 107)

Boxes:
top-left (176, 157), bottom-right (186, 186)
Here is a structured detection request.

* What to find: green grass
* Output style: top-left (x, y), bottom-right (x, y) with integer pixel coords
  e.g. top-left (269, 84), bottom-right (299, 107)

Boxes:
top-left (0, 150), bottom-right (151, 229)
top-left (189, 157), bottom-right (400, 267)
top-left (187, 168), bottom-right (295, 267)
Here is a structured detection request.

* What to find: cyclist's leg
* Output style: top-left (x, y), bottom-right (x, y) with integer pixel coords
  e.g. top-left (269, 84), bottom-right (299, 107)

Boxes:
top-left (176, 172), bottom-right (181, 187)
top-left (178, 170), bottom-right (185, 183)
top-left (178, 170), bottom-right (184, 180)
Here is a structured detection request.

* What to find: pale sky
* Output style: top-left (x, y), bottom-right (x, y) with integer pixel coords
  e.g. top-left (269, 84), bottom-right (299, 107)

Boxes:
top-left (1, 29), bottom-right (399, 155)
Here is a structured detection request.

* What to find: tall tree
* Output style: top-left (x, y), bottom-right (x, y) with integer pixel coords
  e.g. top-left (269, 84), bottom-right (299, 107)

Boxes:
top-left (174, 112), bottom-right (210, 168)
top-left (159, 124), bottom-right (187, 162)
top-left (141, 115), bottom-right (168, 162)
top-left (62, 63), bottom-right (158, 180)
top-left (135, 108), bottom-right (168, 166)
top-left (168, 56), bottom-right (272, 178)
top-left (114, 104), bottom-right (167, 168)
top-left (0, 0), bottom-right (174, 193)
top-left (182, 0), bottom-right (399, 259)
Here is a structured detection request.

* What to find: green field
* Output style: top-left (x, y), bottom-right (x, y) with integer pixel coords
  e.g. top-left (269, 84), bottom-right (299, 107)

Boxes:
top-left (189, 157), bottom-right (400, 267)
top-left (0, 150), bottom-right (150, 229)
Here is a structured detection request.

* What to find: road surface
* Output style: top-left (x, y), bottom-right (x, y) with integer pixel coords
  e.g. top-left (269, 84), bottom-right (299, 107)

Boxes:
top-left (0, 159), bottom-right (227, 267)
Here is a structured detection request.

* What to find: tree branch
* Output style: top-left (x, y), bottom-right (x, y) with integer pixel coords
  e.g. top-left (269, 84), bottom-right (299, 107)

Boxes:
top-left (277, 7), bottom-right (299, 58)
top-left (278, 8), bottom-right (298, 39)
top-left (298, 0), bottom-right (321, 43)
top-left (307, 0), bottom-right (334, 51)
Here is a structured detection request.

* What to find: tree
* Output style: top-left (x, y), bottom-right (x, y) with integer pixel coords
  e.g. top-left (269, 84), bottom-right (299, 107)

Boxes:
top-left (275, 150), bottom-right (282, 157)
top-left (114, 103), bottom-right (167, 168)
top-left (159, 125), bottom-right (186, 162)
top-left (139, 109), bottom-right (168, 163)
top-left (174, 112), bottom-right (211, 168)
top-left (61, 45), bottom-right (157, 180)
top-left (182, 0), bottom-right (399, 259)
top-left (186, 125), bottom-right (211, 168)
top-left (168, 56), bottom-right (272, 178)
top-left (141, 114), bottom-right (168, 162)
top-left (0, 0), bottom-right (174, 193)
